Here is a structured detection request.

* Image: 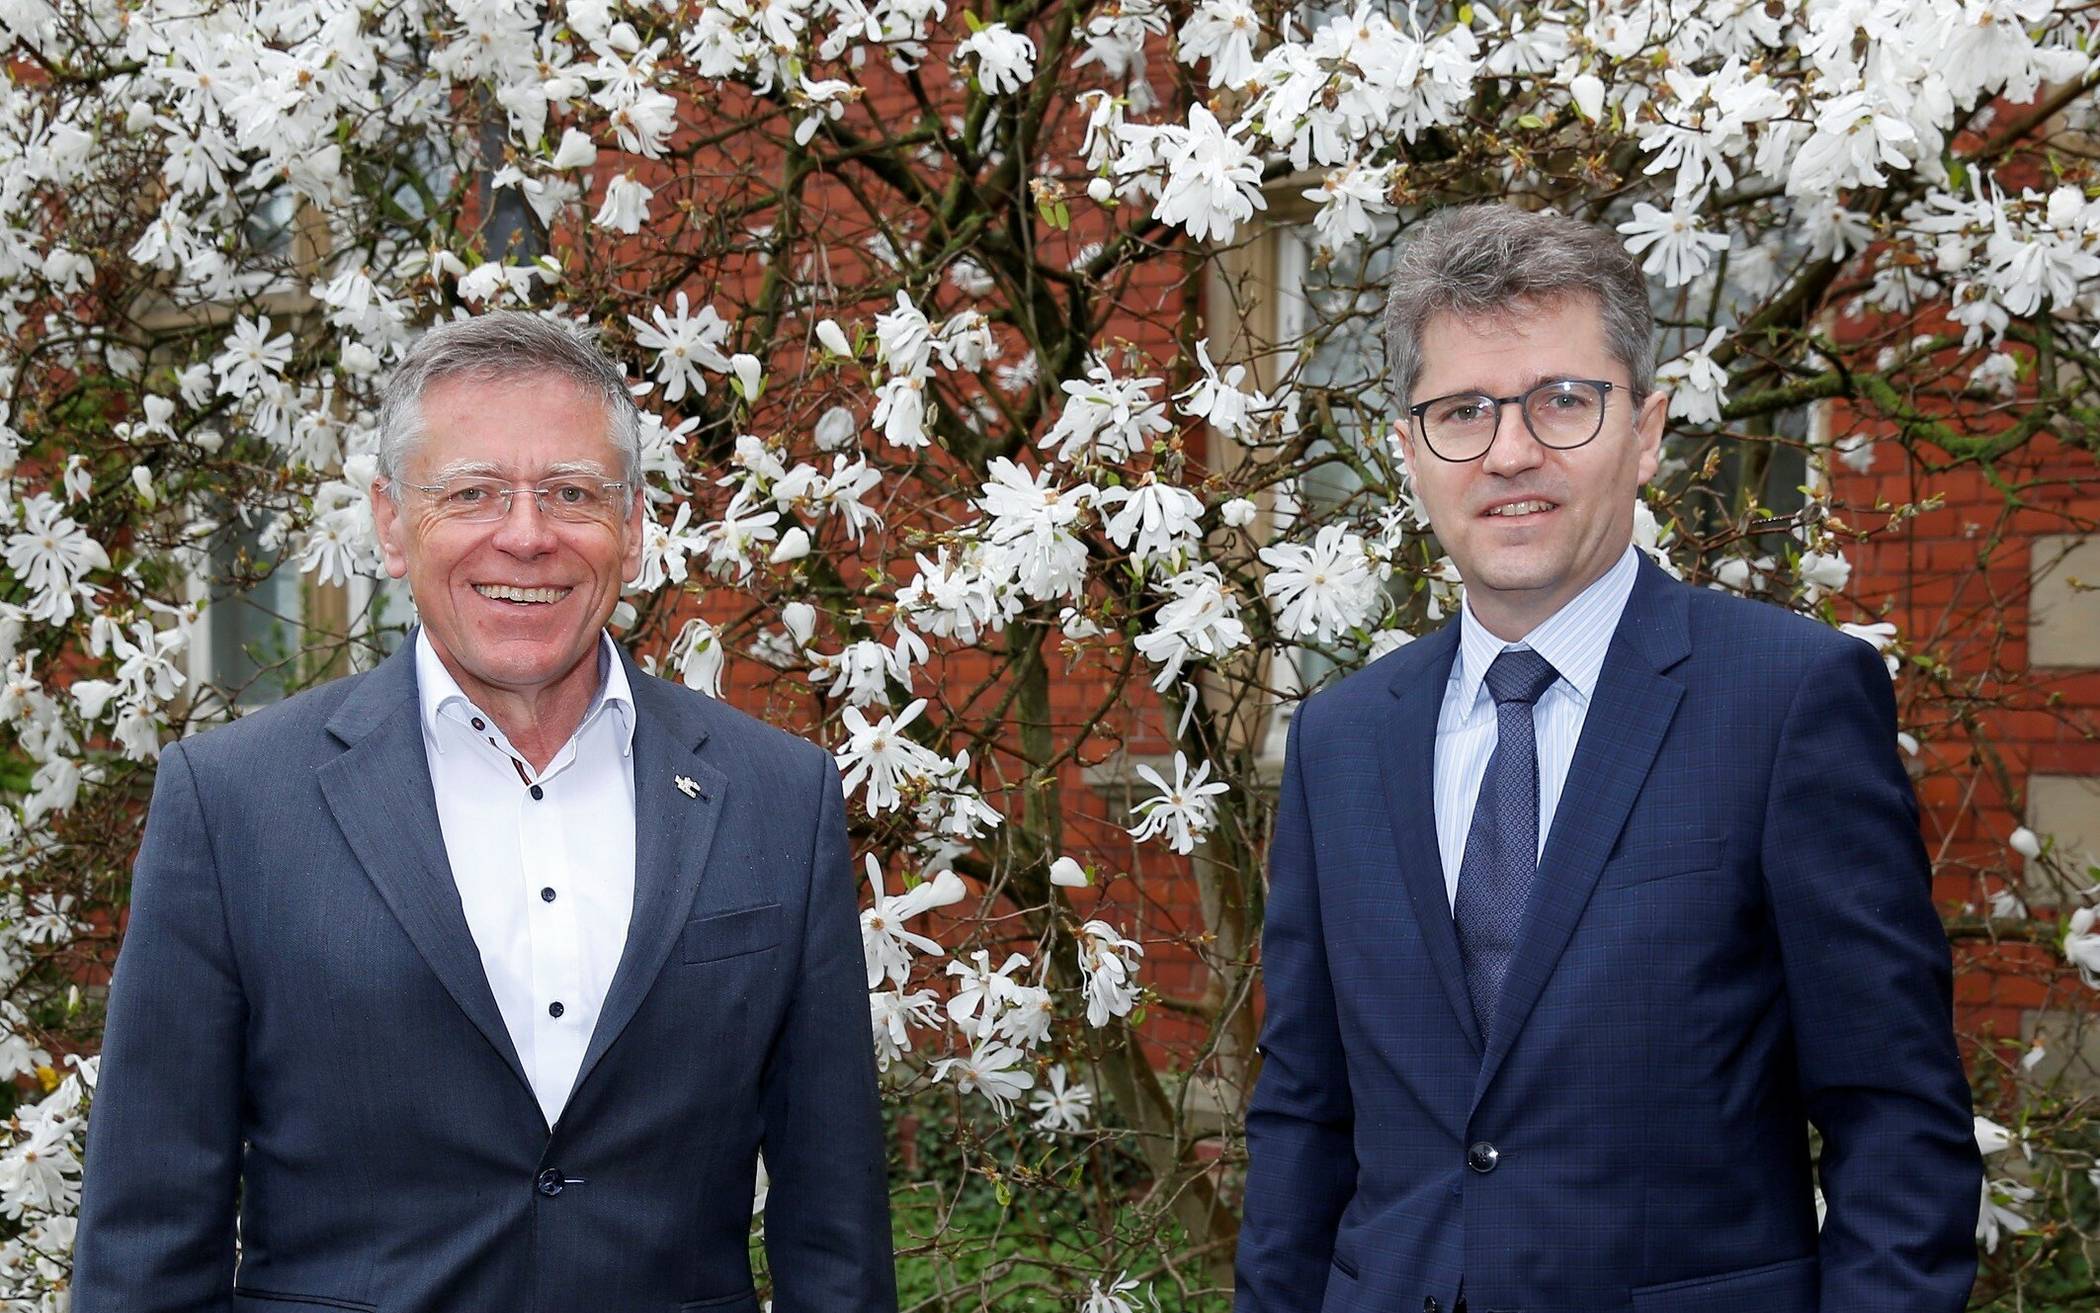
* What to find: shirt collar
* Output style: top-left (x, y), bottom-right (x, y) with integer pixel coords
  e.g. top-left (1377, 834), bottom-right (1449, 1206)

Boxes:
top-left (415, 629), bottom-right (636, 759)
top-left (1453, 544), bottom-right (1641, 712)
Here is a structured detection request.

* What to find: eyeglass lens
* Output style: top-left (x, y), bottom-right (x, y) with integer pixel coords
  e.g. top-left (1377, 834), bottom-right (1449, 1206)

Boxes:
top-left (1419, 380), bottom-right (1606, 460)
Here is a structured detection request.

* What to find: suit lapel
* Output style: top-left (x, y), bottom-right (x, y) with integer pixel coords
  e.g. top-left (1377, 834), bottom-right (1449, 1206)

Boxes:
top-left (316, 641), bottom-right (532, 1097)
top-left (1377, 624), bottom-right (1482, 1055)
top-left (566, 653), bottom-right (728, 1108)
top-left (1472, 558), bottom-right (1691, 1105)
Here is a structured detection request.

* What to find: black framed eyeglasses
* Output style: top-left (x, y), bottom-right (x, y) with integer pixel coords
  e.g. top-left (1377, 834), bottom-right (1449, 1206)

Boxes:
top-left (1407, 378), bottom-right (1617, 462)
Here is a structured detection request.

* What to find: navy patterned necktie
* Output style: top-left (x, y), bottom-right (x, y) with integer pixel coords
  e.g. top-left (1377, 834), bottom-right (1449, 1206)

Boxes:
top-left (1453, 647), bottom-right (1561, 1039)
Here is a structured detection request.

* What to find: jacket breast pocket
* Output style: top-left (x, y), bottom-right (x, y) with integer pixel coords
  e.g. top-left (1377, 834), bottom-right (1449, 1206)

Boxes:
top-left (680, 1292), bottom-right (760, 1312)
top-left (233, 1289), bottom-right (377, 1312)
top-left (1630, 1254), bottom-right (1817, 1312)
top-left (681, 903), bottom-right (785, 965)
top-left (1599, 836), bottom-right (1724, 890)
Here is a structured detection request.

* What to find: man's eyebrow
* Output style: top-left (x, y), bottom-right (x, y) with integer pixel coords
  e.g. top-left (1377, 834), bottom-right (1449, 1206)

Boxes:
top-left (1419, 372), bottom-right (1587, 399)
top-left (415, 459), bottom-right (616, 481)
top-left (420, 459), bottom-right (506, 482)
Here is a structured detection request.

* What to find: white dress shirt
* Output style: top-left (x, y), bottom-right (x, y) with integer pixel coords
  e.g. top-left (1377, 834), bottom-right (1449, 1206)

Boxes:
top-left (1433, 545), bottom-right (1641, 908)
top-left (416, 631), bottom-right (636, 1127)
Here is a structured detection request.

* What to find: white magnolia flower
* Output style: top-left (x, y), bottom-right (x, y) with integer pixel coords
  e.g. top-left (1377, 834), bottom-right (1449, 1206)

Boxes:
top-left (698, 490), bottom-right (781, 582)
top-left (868, 987), bottom-right (943, 1069)
top-left (1303, 163), bottom-right (1393, 249)
top-left (1260, 524), bottom-right (1381, 643)
top-left (1174, 339), bottom-right (1270, 438)
top-left (859, 854), bottom-right (967, 989)
top-left (592, 173), bottom-right (653, 233)
top-left (932, 1040), bottom-right (1035, 1113)
top-left (0, 1107), bottom-right (79, 1221)
top-left (628, 293), bottom-right (733, 403)
top-left (977, 458), bottom-right (1094, 601)
top-left (211, 315), bottom-right (294, 396)
top-left (1081, 1272), bottom-right (1148, 1313)
top-left (836, 699), bottom-right (951, 816)
top-left (1152, 106), bottom-right (1266, 242)
top-left (1134, 564), bottom-right (1248, 690)
top-left (874, 291), bottom-right (935, 377)
top-left (2064, 906), bottom-right (2100, 988)
top-left (1977, 1177), bottom-right (2034, 1253)
top-left (1049, 856), bottom-right (1089, 888)
top-left (1616, 202), bottom-right (1729, 288)
top-left (896, 546), bottom-right (1018, 644)
top-left (1838, 621), bottom-right (1900, 678)
top-left (1974, 1115), bottom-right (2020, 1159)
top-left (1657, 329), bottom-right (1729, 426)
top-left (1796, 549), bottom-right (1851, 597)
top-left (1029, 1063), bottom-right (1094, 1133)
top-left (1126, 752), bottom-right (1228, 854)
top-left (872, 374), bottom-right (932, 449)
top-left (5, 494), bottom-right (109, 625)
top-left (2009, 827), bottom-right (2042, 860)
top-left (1042, 358), bottom-right (1172, 464)
top-left (995, 982), bottom-right (1057, 1048)
top-left (957, 22), bottom-right (1036, 94)
top-left (668, 617), bottom-right (724, 696)
top-left (815, 319), bottom-right (853, 359)
top-left (1076, 919), bottom-right (1145, 1027)
top-left (1178, 0), bottom-right (1262, 89)
top-left (814, 404), bottom-right (859, 451)
top-left (945, 949), bottom-right (1029, 1040)
top-left (1097, 479), bottom-right (1203, 566)
top-left (551, 127), bottom-right (598, 170)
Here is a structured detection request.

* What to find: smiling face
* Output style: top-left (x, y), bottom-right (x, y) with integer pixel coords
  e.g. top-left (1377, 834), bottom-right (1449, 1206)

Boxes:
top-left (370, 372), bottom-right (642, 719)
top-left (1396, 293), bottom-right (1666, 640)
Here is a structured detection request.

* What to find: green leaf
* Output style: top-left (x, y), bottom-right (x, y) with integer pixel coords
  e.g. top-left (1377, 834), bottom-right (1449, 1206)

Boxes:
top-left (1517, 113), bottom-right (1545, 130)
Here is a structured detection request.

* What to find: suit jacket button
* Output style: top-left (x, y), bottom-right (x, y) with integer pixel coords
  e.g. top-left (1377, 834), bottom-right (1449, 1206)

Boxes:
top-left (536, 1167), bottom-right (565, 1197)
top-left (1466, 1141), bottom-right (1499, 1173)
top-left (1423, 1300), bottom-right (1440, 1313)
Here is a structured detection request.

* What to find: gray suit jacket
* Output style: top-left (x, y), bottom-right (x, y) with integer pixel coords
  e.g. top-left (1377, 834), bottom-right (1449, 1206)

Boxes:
top-left (73, 638), bottom-right (896, 1313)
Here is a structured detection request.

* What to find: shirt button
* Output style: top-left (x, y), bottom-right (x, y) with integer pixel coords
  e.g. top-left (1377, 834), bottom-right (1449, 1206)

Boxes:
top-left (530, 784), bottom-right (544, 800)
top-left (548, 1001), bottom-right (564, 1018)
top-left (471, 717), bottom-right (485, 731)
top-left (541, 887), bottom-right (557, 903)
top-left (535, 1167), bottom-right (564, 1197)
top-left (1466, 1141), bottom-right (1499, 1173)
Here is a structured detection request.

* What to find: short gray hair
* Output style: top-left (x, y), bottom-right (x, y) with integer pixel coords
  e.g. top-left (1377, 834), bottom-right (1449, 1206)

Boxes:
top-left (377, 311), bottom-right (641, 487)
top-left (1383, 204), bottom-right (1655, 410)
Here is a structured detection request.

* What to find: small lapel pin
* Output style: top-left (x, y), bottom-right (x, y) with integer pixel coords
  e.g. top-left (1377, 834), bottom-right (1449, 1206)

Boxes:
top-left (674, 775), bottom-right (702, 799)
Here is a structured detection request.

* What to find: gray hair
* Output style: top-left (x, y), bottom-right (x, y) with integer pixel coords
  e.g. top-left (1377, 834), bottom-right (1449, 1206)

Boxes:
top-left (376, 310), bottom-right (641, 488)
top-left (1383, 204), bottom-right (1655, 410)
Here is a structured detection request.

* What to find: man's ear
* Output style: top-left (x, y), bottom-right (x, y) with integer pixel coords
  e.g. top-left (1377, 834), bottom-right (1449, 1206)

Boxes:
top-left (620, 487), bottom-right (646, 585)
top-left (369, 480), bottom-right (411, 580)
top-left (1394, 414), bottom-right (1418, 480)
top-left (1634, 388), bottom-right (1668, 486)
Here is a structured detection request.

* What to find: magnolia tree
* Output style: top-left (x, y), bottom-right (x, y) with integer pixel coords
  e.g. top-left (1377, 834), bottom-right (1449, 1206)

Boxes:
top-left (2, 0), bottom-right (2098, 1306)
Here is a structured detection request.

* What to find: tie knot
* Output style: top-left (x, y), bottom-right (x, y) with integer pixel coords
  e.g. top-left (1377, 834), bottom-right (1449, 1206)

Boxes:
top-left (1484, 648), bottom-right (1558, 707)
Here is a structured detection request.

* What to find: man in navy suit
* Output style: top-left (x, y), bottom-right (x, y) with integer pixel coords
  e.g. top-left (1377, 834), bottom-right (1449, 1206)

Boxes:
top-left (1236, 205), bottom-right (1979, 1313)
top-left (74, 312), bottom-right (897, 1312)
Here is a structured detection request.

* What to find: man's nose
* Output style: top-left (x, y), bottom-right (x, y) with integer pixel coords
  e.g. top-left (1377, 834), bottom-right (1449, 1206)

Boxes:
top-left (1480, 401), bottom-right (1546, 477)
top-left (489, 489), bottom-right (559, 552)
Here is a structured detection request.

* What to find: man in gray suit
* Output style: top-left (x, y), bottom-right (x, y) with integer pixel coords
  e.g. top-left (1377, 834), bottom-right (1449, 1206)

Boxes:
top-left (74, 312), bottom-right (896, 1313)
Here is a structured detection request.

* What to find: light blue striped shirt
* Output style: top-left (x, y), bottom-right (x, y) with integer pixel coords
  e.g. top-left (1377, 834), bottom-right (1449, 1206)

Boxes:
top-left (1435, 545), bottom-right (1641, 909)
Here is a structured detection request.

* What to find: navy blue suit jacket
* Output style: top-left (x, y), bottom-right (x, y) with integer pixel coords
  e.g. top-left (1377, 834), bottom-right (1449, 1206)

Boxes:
top-left (73, 639), bottom-right (896, 1313)
top-left (1237, 557), bottom-right (1979, 1313)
